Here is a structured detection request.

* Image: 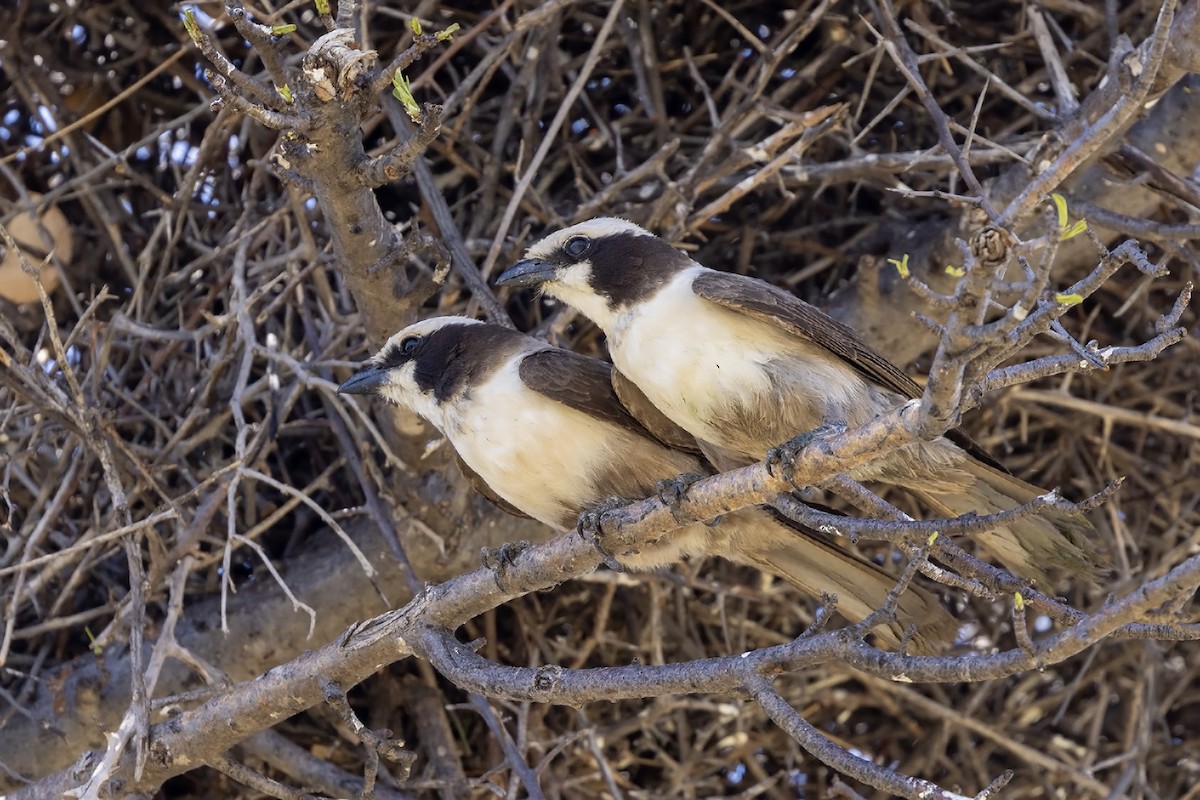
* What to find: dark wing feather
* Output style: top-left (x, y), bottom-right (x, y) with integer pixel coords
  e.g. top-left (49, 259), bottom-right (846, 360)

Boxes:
top-left (518, 348), bottom-right (649, 439)
top-left (611, 368), bottom-right (704, 455)
top-left (692, 271), bottom-right (1004, 470)
top-left (454, 454), bottom-right (530, 519)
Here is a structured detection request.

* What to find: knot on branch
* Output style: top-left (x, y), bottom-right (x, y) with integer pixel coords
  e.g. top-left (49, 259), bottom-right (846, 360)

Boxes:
top-left (303, 29), bottom-right (378, 102)
top-left (532, 665), bottom-right (564, 695)
top-left (969, 226), bottom-right (1014, 267)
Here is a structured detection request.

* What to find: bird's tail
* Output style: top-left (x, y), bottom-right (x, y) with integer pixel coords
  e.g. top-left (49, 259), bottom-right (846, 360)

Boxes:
top-left (912, 458), bottom-right (1106, 584)
top-left (719, 509), bottom-right (960, 653)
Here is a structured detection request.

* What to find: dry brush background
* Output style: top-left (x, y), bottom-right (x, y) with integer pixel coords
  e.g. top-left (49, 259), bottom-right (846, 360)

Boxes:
top-left (1, 1), bottom-right (1199, 798)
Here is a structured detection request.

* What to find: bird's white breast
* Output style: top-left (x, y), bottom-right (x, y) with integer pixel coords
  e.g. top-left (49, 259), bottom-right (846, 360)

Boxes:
top-left (606, 267), bottom-right (863, 454)
top-left (438, 355), bottom-right (636, 529)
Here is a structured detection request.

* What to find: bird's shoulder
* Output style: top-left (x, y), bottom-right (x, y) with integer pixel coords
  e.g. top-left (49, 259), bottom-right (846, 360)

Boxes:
top-left (517, 347), bottom-right (645, 436)
top-left (690, 269), bottom-right (923, 400)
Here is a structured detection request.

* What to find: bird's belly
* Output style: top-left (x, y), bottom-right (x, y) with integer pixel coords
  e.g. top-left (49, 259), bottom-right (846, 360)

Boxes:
top-left (446, 398), bottom-right (605, 529)
top-left (441, 365), bottom-right (691, 529)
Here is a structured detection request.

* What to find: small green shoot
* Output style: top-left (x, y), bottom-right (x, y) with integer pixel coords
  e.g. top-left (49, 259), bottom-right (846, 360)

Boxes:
top-left (887, 253), bottom-right (910, 278)
top-left (392, 71), bottom-right (421, 122)
top-left (182, 8), bottom-right (203, 44)
top-left (1050, 193), bottom-right (1087, 240)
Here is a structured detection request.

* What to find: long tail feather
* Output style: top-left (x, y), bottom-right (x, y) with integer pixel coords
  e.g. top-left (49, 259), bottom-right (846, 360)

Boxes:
top-left (717, 509), bottom-right (960, 653)
top-left (913, 460), bottom-right (1107, 584)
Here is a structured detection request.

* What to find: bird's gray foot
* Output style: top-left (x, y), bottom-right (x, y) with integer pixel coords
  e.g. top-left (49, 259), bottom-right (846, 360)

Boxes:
top-left (481, 540), bottom-right (532, 591)
top-left (766, 423), bottom-right (847, 485)
top-left (576, 496), bottom-right (631, 570)
top-left (656, 471), bottom-right (706, 524)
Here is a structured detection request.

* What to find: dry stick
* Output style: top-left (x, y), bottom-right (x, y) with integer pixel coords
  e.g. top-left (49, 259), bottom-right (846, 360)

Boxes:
top-left (868, 0), bottom-right (999, 222)
top-left (866, 672), bottom-right (1112, 796)
top-left (468, 694), bottom-right (546, 800)
top-left (290, 298), bottom-right (423, 592)
top-left (207, 70), bottom-right (306, 130)
top-left (0, 47), bottom-right (194, 166)
top-left (359, 105), bottom-right (444, 188)
top-left (240, 467), bottom-right (380, 588)
top-left (683, 46), bottom-right (721, 129)
top-left (208, 752), bottom-right (319, 800)
top-left (407, 548), bottom-right (1200, 707)
top-left (573, 708), bottom-right (626, 800)
top-left (804, 477), bottom-right (998, 599)
top-left (0, 457), bottom-right (86, 665)
top-left (697, 0), bottom-right (768, 56)
top-left (2, 222), bottom-right (153, 797)
top-left (851, 80), bottom-right (912, 148)
top-left (575, 139), bottom-right (681, 220)
top-left (744, 673), bottom-right (994, 800)
top-left (686, 110), bottom-right (840, 230)
top-left (404, 670), bottom-right (468, 799)
top-left (1064, 198), bottom-right (1200, 241)
top-left (0, 509), bottom-right (177, 589)
top-left (409, 0), bottom-right (517, 92)
top-left (479, 0), bottom-right (627, 280)
top-left (1115, 142), bottom-right (1200, 209)
top-left (438, 0), bottom-right (579, 121)
top-left (240, 728), bottom-right (417, 800)
top-left (382, 103), bottom-right (511, 327)
top-left (999, 0), bottom-right (1180, 226)
top-left (83, 557), bottom-right (202, 792)
top-left (905, 19), bottom-right (1056, 122)
top-left (226, 0), bottom-right (292, 89)
top-left (82, 470), bottom-right (147, 793)
top-left (7, 604), bottom-right (118, 642)
top-left (1009, 388), bottom-right (1200, 441)
top-left (368, 32), bottom-right (461, 98)
top-left (1027, 4), bottom-right (1080, 117)
top-left (321, 679), bottom-right (416, 795)
top-left (625, 0), bottom-right (670, 146)
top-left (387, 549), bottom-right (1200, 800)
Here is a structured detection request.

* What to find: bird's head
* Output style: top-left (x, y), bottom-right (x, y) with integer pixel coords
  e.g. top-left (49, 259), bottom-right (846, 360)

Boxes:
top-left (496, 217), bottom-right (690, 330)
top-left (338, 316), bottom-right (500, 426)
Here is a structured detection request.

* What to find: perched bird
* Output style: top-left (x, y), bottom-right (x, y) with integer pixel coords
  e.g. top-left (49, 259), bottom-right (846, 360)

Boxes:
top-left (496, 218), bottom-right (1102, 582)
top-left (339, 316), bottom-right (958, 650)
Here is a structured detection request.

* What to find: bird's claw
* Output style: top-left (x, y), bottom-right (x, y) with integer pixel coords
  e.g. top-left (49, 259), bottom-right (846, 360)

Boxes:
top-left (655, 471), bottom-right (706, 524)
top-left (766, 423), bottom-right (847, 485)
top-left (481, 540), bottom-right (532, 591)
top-left (576, 497), bottom-right (631, 571)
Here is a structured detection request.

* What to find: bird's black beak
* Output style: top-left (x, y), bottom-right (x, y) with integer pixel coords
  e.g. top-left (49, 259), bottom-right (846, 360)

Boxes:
top-left (338, 365), bottom-right (388, 396)
top-left (496, 258), bottom-right (559, 288)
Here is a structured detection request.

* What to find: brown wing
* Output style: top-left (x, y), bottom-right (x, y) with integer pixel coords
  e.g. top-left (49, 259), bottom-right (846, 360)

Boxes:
top-left (692, 271), bottom-right (1004, 470)
top-left (611, 367), bottom-right (704, 455)
top-left (518, 348), bottom-right (652, 440)
top-left (454, 454), bottom-right (530, 519)
top-left (693, 270), bottom-right (923, 399)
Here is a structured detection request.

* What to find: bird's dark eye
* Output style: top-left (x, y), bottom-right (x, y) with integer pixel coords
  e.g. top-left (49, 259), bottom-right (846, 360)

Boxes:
top-left (399, 336), bottom-right (420, 355)
top-left (563, 236), bottom-right (591, 259)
